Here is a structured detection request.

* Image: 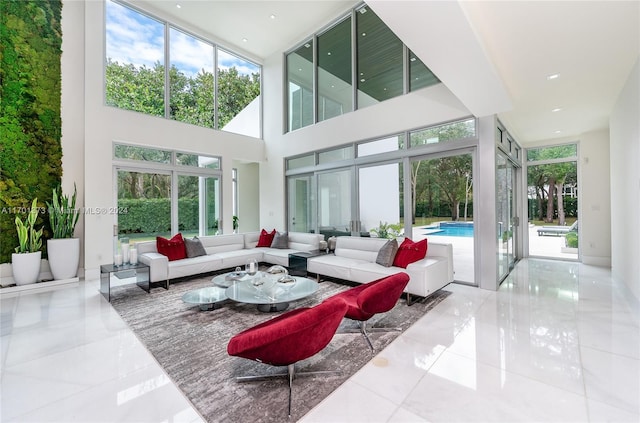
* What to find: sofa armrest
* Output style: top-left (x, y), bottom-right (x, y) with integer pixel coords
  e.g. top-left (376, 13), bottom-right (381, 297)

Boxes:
top-left (138, 252), bottom-right (168, 283)
top-left (426, 242), bottom-right (454, 282)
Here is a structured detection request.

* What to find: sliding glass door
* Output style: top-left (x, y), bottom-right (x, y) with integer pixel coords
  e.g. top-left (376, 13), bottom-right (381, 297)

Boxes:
top-left (287, 174), bottom-right (315, 234)
top-left (317, 169), bottom-right (354, 237)
top-left (358, 162), bottom-right (402, 236)
top-left (410, 152), bottom-right (475, 284)
top-left (497, 152), bottom-right (517, 281)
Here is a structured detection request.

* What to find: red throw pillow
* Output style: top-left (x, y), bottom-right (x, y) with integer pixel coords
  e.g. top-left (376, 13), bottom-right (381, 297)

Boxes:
top-left (392, 238), bottom-right (428, 268)
top-left (256, 229), bottom-right (276, 247)
top-left (156, 233), bottom-right (187, 261)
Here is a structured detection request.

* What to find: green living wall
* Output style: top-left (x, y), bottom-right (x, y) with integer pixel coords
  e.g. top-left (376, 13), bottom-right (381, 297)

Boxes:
top-left (0, 0), bottom-right (63, 263)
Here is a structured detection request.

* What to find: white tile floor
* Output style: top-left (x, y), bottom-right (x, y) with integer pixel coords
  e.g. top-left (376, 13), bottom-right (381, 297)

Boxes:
top-left (1, 259), bottom-right (639, 422)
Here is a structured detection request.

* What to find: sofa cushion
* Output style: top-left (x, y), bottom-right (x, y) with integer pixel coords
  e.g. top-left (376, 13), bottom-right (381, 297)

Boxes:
top-left (393, 238), bottom-right (427, 268)
top-left (157, 233), bottom-right (187, 261)
top-left (271, 232), bottom-right (289, 249)
top-left (184, 237), bottom-right (206, 258)
top-left (375, 239), bottom-right (398, 267)
top-left (256, 229), bottom-right (276, 247)
top-left (199, 234), bottom-right (245, 255)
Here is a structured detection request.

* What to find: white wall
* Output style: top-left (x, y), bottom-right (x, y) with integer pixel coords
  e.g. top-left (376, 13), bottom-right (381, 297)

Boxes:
top-left (579, 129), bottom-right (612, 266)
top-left (71, 1), bottom-right (264, 278)
top-left (610, 57), bottom-right (640, 306)
top-left (61, 0), bottom-right (86, 276)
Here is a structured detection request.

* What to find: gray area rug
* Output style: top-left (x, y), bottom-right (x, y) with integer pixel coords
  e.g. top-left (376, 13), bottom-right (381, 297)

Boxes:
top-left (110, 274), bottom-right (450, 422)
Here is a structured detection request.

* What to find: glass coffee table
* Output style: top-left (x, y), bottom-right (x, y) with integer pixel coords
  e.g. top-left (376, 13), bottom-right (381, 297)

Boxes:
top-left (225, 275), bottom-right (319, 312)
top-left (181, 286), bottom-right (228, 311)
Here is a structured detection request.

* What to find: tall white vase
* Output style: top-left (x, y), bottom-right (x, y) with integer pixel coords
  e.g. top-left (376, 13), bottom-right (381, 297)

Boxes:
top-left (47, 238), bottom-right (80, 280)
top-left (11, 251), bottom-right (42, 285)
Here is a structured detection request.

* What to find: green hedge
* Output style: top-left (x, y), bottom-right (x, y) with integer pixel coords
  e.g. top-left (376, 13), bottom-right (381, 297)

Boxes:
top-left (118, 198), bottom-right (218, 235)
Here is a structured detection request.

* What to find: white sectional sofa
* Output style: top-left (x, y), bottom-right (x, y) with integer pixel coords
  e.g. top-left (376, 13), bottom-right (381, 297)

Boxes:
top-left (307, 236), bottom-right (453, 303)
top-left (136, 232), bottom-right (324, 287)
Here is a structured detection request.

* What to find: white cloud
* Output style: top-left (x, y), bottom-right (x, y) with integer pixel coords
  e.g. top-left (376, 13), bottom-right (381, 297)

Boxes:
top-left (170, 28), bottom-right (214, 78)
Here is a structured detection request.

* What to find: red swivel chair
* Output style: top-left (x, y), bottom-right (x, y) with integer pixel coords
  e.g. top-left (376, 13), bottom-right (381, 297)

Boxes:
top-left (227, 297), bottom-right (347, 417)
top-left (327, 272), bottom-right (410, 351)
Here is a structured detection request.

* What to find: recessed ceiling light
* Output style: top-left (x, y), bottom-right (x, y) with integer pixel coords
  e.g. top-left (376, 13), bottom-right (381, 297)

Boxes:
top-left (359, 7), bottom-right (367, 14)
top-left (547, 73), bottom-right (560, 80)
top-left (269, 14), bottom-right (276, 19)
top-left (410, 57), bottom-right (416, 62)
top-left (176, 3), bottom-right (181, 9)
top-left (361, 32), bottom-right (366, 37)
top-left (552, 107), bottom-right (562, 112)
top-left (360, 78), bottom-right (365, 82)
top-left (554, 130), bottom-right (562, 134)
top-left (304, 43), bottom-right (311, 48)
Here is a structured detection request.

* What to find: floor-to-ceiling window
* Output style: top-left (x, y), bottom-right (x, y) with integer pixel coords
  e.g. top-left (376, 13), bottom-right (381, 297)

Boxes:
top-left (285, 118), bottom-right (477, 284)
top-left (410, 152), bottom-right (475, 284)
top-left (497, 152), bottom-right (517, 281)
top-left (496, 124), bottom-right (522, 281)
top-left (526, 143), bottom-right (579, 259)
top-left (114, 145), bottom-right (222, 244)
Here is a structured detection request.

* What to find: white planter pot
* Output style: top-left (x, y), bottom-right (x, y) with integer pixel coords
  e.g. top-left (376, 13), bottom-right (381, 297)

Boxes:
top-left (11, 251), bottom-right (42, 285)
top-left (47, 238), bottom-right (80, 280)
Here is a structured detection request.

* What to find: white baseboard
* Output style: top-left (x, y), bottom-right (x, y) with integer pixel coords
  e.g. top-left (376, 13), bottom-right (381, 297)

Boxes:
top-left (0, 277), bottom-right (80, 298)
top-left (581, 255), bottom-right (612, 267)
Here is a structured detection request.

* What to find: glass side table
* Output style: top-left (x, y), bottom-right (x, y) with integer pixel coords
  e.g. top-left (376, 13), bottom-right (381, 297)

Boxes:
top-left (100, 262), bottom-right (150, 302)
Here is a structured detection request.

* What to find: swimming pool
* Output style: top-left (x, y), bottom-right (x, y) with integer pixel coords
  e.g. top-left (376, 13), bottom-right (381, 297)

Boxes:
top-left (424, 221), bottom-right (474, 238)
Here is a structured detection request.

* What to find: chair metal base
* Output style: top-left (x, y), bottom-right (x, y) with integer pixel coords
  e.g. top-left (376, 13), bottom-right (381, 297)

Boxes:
top-left (236, 363), bottom-right (340, 417)
top-left (341, 321), bottom-right (402, 352)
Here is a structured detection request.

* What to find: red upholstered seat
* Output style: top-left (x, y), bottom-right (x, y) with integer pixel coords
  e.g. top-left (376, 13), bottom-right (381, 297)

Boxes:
top-left (326, 272), bottom-right (410, 351)
top-left (227, 297), bottom-right (347, 416)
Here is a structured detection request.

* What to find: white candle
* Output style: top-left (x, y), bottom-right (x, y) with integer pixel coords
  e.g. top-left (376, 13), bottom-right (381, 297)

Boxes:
top-left (249, 262), bottom-right (255, 273)
top-left (121, 244), bottom-right (130, 264)
top-left (129, 248), bottom-right (138, 265)
top-left (114, 254), bottom-right (123, 266)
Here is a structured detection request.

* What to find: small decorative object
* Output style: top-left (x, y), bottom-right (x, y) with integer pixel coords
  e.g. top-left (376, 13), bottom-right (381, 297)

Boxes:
top-left (114, 253), bottom-right (123, 267)
top-left (121, 237), bottom-right (130, 264)
top-left (327, 236), bottom-right (337, 253)
top-left (266, 265), bottom-right (288, 275)
top-left (319, 240), bottom-right (328, 252)
top-left (129, 244), bottom-right (138, 265)
top-left (246, 258), bottom-right (258, 276)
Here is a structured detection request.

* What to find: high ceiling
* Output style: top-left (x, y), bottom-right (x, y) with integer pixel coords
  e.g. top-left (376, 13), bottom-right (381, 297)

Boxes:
top-left (132, 0), bottom-right (639, 145)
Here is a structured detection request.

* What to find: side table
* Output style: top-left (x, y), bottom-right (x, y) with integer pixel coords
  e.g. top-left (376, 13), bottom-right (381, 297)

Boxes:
top-left (288, 250), bottom-right (328, 277)
top-left (100, 262), bottom-right (150, 302)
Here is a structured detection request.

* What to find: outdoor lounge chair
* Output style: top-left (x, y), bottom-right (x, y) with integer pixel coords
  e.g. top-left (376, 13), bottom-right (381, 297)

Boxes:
top-left (537, 220), bottom-right (578, 236)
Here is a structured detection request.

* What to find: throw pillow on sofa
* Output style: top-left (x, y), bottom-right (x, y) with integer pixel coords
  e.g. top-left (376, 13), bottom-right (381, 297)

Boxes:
top-left (157, 233), bottom-right (187, 261)
top-left (256, 228), bottom-right (276, 247)
top-left (271, 231), bottom-right (289, 249)
top-left (393, 238), bottom-right (428, 268)
top-left (184, 236), bottom-right (206, 258)
top-left (376, 238), bottom-right (398, 267)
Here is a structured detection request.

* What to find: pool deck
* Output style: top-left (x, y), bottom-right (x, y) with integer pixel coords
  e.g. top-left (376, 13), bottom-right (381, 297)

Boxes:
top-left (411, 223), bottom-right (578, 285)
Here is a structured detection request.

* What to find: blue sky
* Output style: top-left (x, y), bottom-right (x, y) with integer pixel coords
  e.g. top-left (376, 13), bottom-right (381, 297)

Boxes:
top-left (106, 0), bottom-right (259, 78)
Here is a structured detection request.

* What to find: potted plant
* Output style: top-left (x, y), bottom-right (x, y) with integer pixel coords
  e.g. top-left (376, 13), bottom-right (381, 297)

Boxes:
top-left (12, 198), bottom-right (44, 285)
top-left (46, 184), bottom-right (80, 280)
top-left (233, 215), bottom-right (239, 233)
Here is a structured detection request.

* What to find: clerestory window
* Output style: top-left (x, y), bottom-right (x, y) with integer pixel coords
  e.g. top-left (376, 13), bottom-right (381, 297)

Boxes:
top-left (105, 0), bottom-right (261, 138)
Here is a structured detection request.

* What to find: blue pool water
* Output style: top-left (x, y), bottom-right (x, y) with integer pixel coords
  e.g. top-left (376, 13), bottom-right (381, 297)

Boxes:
top-left (424, 222), bottom-right (474, 237)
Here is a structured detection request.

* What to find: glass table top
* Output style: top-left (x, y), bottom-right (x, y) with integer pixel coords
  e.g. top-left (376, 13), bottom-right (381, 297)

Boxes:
top-left (225, 275), bottom-right (318, 306)
top-left (182, 286), bottom-right (228, 311)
